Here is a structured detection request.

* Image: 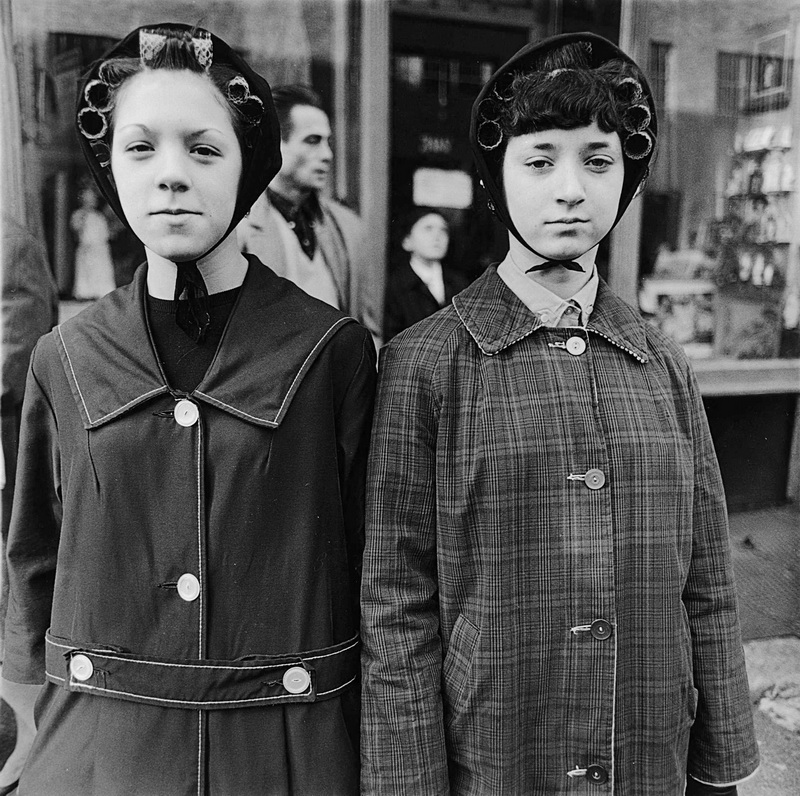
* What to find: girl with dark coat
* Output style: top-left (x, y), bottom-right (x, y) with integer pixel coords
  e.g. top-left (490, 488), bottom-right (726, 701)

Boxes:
top-left (2, 23), bottom-right (375, 795)
top-left (361, 32), bottom-right (758, 795)
top-left (383, 207), bottom-right (470, 341)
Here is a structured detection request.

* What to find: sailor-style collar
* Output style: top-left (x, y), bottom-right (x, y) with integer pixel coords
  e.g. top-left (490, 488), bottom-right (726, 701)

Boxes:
top-left (453, 265), bottom-right (650, 363)
top-left (55, 255), bottom-right (354, 430)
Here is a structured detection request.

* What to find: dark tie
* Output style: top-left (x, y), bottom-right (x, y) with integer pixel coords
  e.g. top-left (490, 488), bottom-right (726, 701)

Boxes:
top-left (173, 260), bottom-right (211, 343)
top-left (526, 260), bottom-right (584, 273)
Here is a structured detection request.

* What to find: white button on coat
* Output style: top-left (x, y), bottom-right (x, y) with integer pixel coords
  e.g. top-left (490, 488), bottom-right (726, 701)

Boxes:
top-left (174, 400), bottom-right (199, 427)
top-left (177, 573), bottom-right (201, 602)
top-left (282, 666), bottom-right (311, 694)
top-left (70, 654), bottom-right (94, 682)
top-left (566, 336), bottom-right (587, 356)
top-left (585, 468), bottom-right (606, 490)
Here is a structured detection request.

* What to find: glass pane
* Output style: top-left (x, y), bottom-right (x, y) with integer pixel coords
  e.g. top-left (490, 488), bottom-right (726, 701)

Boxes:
top-left (632, 0), bottom-right (800, 360)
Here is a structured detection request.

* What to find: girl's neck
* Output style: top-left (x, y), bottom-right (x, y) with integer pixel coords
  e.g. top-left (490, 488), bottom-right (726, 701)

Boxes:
top-left (409, 252), bottom-right (442, 270)
top-left (146, 236), bottom-right (248, 299)
top-left (508, 237), bottom-right (597, 300)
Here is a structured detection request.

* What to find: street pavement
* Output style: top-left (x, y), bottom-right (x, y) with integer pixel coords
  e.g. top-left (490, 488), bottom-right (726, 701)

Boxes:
top-left (740, 637), bottom-right (800, 795)
top-left (732, 505), bottom-right (800, 796)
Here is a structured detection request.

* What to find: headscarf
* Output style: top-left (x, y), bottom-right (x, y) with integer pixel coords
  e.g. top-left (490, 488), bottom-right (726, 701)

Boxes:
top-left (75, 23), bottom-right (282, 341)
top-left (469, 31), bottom-right (658, 264)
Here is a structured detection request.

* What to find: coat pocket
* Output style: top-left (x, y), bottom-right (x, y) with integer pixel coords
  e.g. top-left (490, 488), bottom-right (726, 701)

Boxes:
top-left (442, 614), bottom-right (480, 730)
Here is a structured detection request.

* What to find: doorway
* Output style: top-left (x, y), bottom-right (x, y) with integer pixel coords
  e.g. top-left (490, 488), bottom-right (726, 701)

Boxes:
top-left (389, 14), bottom-right (530, 281)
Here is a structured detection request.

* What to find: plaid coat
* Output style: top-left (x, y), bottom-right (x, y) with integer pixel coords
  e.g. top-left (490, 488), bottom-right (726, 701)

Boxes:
top-left (361, 266), bottom-right (759, 795)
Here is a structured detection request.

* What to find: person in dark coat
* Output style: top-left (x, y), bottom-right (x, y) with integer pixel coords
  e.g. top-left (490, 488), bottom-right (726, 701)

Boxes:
top-left (2, 23), bottom-right (375, 795)
top-left (383, 206), bottom-right (470, 341)
top-left (361, 32), bottom-right (759, 795)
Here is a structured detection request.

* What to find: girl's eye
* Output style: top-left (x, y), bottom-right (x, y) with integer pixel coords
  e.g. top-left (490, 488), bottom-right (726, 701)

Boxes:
top-left (527, 159), bottom-right (552, 170)
top-left (587, 157), bottom-right (613, 170)
top-left (192, 145), bottom-right (220, 158)
top-left (126, 142), bottom-right (153, 154)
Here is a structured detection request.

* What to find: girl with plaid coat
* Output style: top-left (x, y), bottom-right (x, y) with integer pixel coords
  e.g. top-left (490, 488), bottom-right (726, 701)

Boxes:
top-left (361, 33), bottom-right (759, 795)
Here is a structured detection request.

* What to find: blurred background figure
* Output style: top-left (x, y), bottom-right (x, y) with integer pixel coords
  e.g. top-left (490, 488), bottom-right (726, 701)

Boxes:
top-left (1, 0), bottom-right (57, 790)
top-left (384, 206), bottom-right (469, 340)
top-left (69, 180), bottom-right (116, 300)
top-left (239, 84), bottom-right (381, 342)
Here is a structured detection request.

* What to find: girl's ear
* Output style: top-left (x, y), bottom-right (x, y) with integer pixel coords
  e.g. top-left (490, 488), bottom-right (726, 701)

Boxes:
top-left (401, 235), bottom-right (413, 253)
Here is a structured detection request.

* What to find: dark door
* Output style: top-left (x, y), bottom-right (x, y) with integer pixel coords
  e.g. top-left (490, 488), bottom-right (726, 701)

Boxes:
top-left (390, 15), bottom-right (531, 281)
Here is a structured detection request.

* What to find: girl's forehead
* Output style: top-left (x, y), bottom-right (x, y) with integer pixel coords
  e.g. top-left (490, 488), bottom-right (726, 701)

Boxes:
top-left (414, 214), bottom-right (447, 228)
top-left (114, 69), bottom-right (229, 126)
top-left (508, 122), bottom-right (622, 151)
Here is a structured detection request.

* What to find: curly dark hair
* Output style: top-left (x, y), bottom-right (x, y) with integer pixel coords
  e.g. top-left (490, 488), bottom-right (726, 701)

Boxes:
top-left (79, 27), bottom-right (261, 156)
top-left (477, 42), bottom-right (654, 161)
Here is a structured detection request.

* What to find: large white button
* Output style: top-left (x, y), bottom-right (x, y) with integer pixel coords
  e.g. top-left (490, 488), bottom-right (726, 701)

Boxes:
top-left (566, 336), bottom-right (587, 356)
top-left (174, 400), bottom-right (199, 427)
top-left (585, 468), bottom-right (606, 490)
top-left (177, 573), bottom-right (201, 602)
top-left (70, 654), bottom-right (94, 682)
top-left (282, 666), bottom-right (311, 694)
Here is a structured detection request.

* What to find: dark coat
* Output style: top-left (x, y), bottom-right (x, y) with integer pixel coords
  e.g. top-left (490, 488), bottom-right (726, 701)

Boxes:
top-left (383, 260), bottom-right (471, 341)
top-left (4, 257), bottom-right (376, 795)
top-left (361, 266), bottom-right (759, 795)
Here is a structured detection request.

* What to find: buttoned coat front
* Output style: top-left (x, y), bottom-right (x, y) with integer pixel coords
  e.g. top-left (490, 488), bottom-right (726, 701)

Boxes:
top-left (4, 257), bottom-right (376, 795)
top-left (361, 266), bottom-right (758, 795)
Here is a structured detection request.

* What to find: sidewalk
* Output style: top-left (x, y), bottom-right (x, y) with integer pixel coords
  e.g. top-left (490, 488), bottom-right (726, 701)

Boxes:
top-left (730, 505), bottom-right (800, 796)
top-left (740, 637), bottom-right (800, 796)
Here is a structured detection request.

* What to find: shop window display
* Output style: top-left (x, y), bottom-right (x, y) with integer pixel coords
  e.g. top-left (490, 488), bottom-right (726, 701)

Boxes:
top-left (638, 15), bottom-right (800, 362)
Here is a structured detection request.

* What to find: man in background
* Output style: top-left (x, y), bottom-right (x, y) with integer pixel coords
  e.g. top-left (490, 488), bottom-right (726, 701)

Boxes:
top-left (239, 84), bottom-right (380, 342)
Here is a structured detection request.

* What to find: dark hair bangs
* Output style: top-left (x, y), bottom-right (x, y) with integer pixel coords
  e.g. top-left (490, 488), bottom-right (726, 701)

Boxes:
top-left (501, 71), bottom-right (621, 137)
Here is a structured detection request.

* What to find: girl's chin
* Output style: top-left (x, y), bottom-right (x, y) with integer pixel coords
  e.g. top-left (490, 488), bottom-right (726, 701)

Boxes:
top-left (145, 246), bottom-right (208, 264)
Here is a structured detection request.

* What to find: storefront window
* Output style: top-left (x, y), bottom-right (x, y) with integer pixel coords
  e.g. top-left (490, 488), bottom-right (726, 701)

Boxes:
top-left (628, 0), bottom-right (800, 363)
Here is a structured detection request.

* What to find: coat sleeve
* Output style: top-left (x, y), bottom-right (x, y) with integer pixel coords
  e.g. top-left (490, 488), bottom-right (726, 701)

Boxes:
top-left (360, 337), bottom-right (449, 795)
top-left (332, 324), bottom-right (377, 616)
top-left (327, 201), bottom-right (383, 348)
top-left (3, 340), bottom-right (62, 684)
top-left (682, 365), bottom-right (759, 785)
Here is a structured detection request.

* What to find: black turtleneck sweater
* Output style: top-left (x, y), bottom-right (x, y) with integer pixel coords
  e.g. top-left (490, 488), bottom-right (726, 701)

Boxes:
top-left (146, 287), bottom-right (240, 393)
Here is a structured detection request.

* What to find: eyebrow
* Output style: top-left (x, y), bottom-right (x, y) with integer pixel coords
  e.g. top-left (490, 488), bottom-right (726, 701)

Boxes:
top-left (529, 141), bottom-right (613, 152)
top-left (115, 124), bottom-right (225, 137)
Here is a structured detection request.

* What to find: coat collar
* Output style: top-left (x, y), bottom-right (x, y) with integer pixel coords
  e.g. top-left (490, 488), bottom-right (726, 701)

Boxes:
top-left (55, 256), bottom-right (354, 430)
top-left (452, 265), bottom-right (649, 363)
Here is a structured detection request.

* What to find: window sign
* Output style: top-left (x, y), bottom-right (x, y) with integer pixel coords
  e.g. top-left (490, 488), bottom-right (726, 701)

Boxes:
top-left (412, 168), bottom-right (473, 209)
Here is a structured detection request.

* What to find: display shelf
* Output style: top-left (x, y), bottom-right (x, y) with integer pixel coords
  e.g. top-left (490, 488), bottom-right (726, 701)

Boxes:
top-left (692, 357), bottom-right (800, 396)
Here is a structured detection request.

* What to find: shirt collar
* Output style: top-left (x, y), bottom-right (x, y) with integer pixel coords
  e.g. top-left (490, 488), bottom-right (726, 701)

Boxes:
top-left (267, 187), bottom-right (323, 223)
top-left (497, 251), bottom-right (599, 327)
top-left (453, 265), bottom-right (649, 362)
top-left (54, 256), bottom-right (355, 430)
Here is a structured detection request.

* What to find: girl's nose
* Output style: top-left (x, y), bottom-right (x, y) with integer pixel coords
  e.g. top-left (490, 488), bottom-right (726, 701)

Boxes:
top-left (156, 151), bottom-right (190, 192)
top-left (556, 163), bottom-right (586, 205)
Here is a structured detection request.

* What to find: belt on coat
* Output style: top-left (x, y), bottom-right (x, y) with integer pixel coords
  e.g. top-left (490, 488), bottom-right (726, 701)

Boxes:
top-left (45, 630), bottom-right (360, 710)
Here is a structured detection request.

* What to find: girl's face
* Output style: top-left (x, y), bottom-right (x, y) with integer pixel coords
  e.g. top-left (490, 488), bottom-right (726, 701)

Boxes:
top-left (502, 121), bottom-right (624, 261)
top-left (110, 69), bottom-right (242, 262)
top-left (402, 213), bottom-right (449, 262)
